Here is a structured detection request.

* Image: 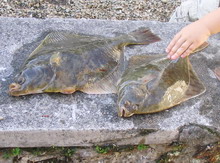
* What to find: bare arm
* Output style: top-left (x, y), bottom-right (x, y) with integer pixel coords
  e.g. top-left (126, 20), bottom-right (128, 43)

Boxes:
top-left (166, 8), bottom-right (220, 60)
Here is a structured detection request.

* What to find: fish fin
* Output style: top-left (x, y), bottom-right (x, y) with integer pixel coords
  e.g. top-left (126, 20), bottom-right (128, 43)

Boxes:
top-left (140, 57), bottom-right (189, 113)
top-left (81, 78), bottom-right (117, 94)
top-left (192, 42), bottom-right (209, 54)
top-left (44, 32), bottom-right (73, 44)
top-left (214, 67), bottom-right (220, 81)
top-left (60, 87), bottom-right (76, 94)
top-left (184, 58), bottom-right (206, 99)
top-left (140, 57), bottom-right (205, 113)
top-left (81, 53), bottom-right (122, 94)
top-left (127, 54), bottom-right (164, 69)
top-left (81, 76), bottom-right (117, 94)
top-left (81, 67), bottom-right (119, 94)
top-left (28, 32), bottom-right (74, 59)
top-left (44, 31), bottom-right (108, 46)
top-left (29, 31), bottom-right (107, 59)
top-left (127, 27), bottom-right (161, 45)
top-left (81, 85), bottom-right (116, 94)
top-left (127, 41), bottom-right (208, 72)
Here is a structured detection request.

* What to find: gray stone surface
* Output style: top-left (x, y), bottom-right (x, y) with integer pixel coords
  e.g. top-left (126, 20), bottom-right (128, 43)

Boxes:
top-left (0, 17), bottom-right (219, 147)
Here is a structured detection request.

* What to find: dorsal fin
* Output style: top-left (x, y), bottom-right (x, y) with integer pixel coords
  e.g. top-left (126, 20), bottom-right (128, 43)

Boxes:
top-left (28, 32), bottom-right (74, 59)
top-left (127, 54), bottom-right (165, 69)
top-left (28, 31), bottom-right (108, 59)
top-left (43, 31), bottom-right (76, 44)
top-left (192, 42), bottom-right (209, 54)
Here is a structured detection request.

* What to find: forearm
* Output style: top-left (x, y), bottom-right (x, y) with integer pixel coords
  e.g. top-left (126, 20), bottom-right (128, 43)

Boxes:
top-left (199, 8), bottom-right (220, 35)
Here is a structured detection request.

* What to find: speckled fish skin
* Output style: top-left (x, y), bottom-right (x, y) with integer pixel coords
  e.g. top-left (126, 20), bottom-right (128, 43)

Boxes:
top-left (9, 28), bottom-right (208, 117)
top-left (9, 28), bottom-right (160, 96)
top-left (117, 42), bottom-right (208, 117)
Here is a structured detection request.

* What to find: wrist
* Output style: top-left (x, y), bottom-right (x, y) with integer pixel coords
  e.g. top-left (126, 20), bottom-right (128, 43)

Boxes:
top-left (197, 19), bottom-right (212, 37)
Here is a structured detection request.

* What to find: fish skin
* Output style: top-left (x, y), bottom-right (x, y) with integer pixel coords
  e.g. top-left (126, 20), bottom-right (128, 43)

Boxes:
top-left (117, 42), bottom-right (208, 117)
top-left (9, 28), bottom-right (160, 96)
top-left (8, 28), bottom-right (207, 117)
top-left (117, 44), bottom-right (208, 117)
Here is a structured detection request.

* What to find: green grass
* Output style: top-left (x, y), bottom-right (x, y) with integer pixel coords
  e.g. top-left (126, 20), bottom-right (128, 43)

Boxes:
top-left (137, 144), bottom-right (149, 151)
top-left (1, 144), bottom-right (150, 160)
top-left (2, 146), bottom-right (76, 160)
top-left (28, 147), bottom-right (76, 157)
top-left (95, 146), bottom-right (110, 154)
top-left (62, 148), bottom-right (76, 157)
top-left (3, 147), bottom-right (22, 159)
top-left (94, 144), bottom-right (149, 154)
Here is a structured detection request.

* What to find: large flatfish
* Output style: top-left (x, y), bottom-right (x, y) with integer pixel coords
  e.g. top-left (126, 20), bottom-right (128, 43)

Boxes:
top-left (9, 28), bottom-right (160, 96)
top-left (117, 42), bottom-right (208, 117)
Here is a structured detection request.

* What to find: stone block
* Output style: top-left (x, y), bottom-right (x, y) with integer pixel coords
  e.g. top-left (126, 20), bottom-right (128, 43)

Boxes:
top-left (0, 18), bottom-right (219, 147)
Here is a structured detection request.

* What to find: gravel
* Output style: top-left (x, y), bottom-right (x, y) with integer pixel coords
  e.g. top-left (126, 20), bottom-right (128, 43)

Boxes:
top-left (0, 0), bottom-right (180, 21)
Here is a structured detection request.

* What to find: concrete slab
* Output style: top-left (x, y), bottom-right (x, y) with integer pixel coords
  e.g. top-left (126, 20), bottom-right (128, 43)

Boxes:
top-left (0, 18), bottom-right (219, 147)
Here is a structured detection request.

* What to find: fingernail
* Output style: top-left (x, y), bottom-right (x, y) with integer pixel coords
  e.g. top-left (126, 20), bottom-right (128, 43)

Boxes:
top-left (169, 51), bottom-right (174, 55)
top-left (171, 55), bottom-right (176, 60)
top-left (166, 49), bottom-right (169, 53)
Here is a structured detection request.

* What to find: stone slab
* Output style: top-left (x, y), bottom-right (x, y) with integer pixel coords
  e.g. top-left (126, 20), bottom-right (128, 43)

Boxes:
top-left (0, 17), bottom-right (219, 147)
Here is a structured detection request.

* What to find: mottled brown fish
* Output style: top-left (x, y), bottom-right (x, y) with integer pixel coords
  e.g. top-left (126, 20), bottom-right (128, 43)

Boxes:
top-left (116, 42), bottom-right (208, 117)
top-left (9, 28), bottom-right (160, 96)
top-left (117, 54), bottom-right (205, 117)
top-left (8, 28), bottom-right (207, 117)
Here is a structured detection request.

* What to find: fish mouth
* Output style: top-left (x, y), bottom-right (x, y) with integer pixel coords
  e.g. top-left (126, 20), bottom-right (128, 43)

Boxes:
top-left (8, 83), bottom-right (22, 96)
top-left (9, 83), bottom-right (44, 96)
top-left (119, 107), bottom-right (134, 117)
top-left (118, 100), bottom-right (139, 117)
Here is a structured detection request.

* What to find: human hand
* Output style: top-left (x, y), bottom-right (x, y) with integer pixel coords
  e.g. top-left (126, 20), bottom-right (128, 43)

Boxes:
top-left (166, 21), bottom-right (211, 60)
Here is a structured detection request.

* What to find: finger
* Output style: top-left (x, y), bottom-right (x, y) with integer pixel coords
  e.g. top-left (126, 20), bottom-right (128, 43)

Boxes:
top-left (166, 33), bottom-right (181, 53)
top-left (181, 44), bottom-right (196, 58)
top-left (173, 41), bottom-right (192, 57)
top-left (170, 53), bottom-right (180, 60)
top-left (168, 37), bottom-right (186, 57)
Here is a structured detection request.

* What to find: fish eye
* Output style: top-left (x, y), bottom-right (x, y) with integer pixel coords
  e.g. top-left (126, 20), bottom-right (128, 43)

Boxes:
top-left (16, 76), bottom-right (26, 85)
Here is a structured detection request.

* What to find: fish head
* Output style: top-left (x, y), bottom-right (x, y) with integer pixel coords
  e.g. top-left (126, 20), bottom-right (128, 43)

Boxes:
top-left (9, 65), bottom-right (54, 96)
top-left (117, 83), bottom-right (148, 117)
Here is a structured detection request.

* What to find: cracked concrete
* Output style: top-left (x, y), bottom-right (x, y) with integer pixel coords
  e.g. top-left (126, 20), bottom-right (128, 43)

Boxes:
top-left (0, 18), bottom-right (220, 147)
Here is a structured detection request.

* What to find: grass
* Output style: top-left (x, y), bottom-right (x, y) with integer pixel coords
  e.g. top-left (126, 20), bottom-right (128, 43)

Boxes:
top-left (94, 144), bottom-right (149, 154)
top-left (155, 142), bottom-right (185, 163)
top-left (137, 144), bottom-right (149, 151)
top-left (62, 148), bottom-right (76, 157)
top-left (95, 146), bottom-right (111, 154)
top-left (2, 147), bottom-right (76, 160)
top-left (1, 144), bottom-right (150, 161)
top-left (3, 147), bottom-right (22, 159)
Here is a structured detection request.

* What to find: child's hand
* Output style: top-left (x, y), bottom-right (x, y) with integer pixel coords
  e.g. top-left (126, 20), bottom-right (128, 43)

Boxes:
top-left (166, 21), bottom-right (211, 60)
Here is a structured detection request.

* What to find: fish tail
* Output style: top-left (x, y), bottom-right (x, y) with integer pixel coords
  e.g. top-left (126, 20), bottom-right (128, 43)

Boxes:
top-left (128, 27), bottom-right (161, 45)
